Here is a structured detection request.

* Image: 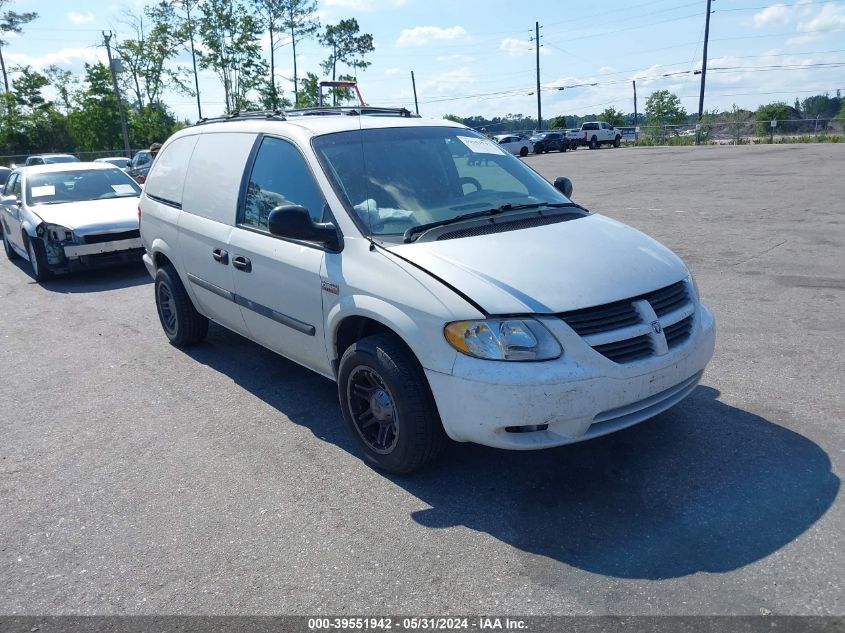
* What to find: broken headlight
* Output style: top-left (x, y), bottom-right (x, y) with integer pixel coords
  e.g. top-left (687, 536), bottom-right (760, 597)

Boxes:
top-left (38, 223), bottom-right (75, 243)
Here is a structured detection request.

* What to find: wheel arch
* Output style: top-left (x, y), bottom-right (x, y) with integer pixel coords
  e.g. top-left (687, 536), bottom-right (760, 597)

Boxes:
top-left (326, 296), bottom-right (455, 377)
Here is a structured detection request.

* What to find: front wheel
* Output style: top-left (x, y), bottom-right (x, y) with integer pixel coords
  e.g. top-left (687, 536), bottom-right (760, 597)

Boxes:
top-left (338, 334), bottom-right (445, 474)
top-left (613, 135), bottom-right (621, 148)
top-left (154, 264), bottom-right (209, 347)
top-left (26, 236), bottom-right (51, 282)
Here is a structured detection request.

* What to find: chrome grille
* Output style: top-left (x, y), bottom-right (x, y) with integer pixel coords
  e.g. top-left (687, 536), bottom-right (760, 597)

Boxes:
top-left (665, 314), bottom-right (694, 349)
top-left (559, 280), bottom-right (694, 364)
top-left (593, 334), bottom-right (653, 363)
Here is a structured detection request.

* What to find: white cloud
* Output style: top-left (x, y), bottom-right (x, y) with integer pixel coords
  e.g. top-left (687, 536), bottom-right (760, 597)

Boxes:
top-left (384, 67), bottom-right (402, 76)
top-left (753, 4), bottom-right (791, 28)
top-left (499, 37), bottom-right (548, 57)
top-left (6, 47), bottom-right (105, 70)
top-left (798, 2), bottom-right (845, 32)
top-left (67, 11), bottom-right (95, 25)
top-left (396, 26), bottom-right (467, 47)
top-left (419, 66), bottom-right (477, 95)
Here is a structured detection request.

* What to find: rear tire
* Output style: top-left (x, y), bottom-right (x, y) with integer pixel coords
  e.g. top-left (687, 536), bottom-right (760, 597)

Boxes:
top-left (519, 146), bottom-right (528, 157)
top-left (338, 333), bottom-right (445, 474)
top-left (589, 136), bottom-right (599, 150)
top-left (154, 264), bottom-right (209, 347)
top-left (2, 226), bottom-right (20, 260)
top-left (25, 236), bottom-right (51, 282)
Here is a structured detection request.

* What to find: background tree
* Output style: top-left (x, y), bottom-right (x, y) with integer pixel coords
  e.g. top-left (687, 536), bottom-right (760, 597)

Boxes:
top-left (801, 93), bottom-right (840, 121)
top-left (250, 0), bottom-right (288, 109)
top-left (11, 65), bottom-right (48, 111)
top-left (280, 0), bottom-right (319, 107)
top-left (198, 0), bottom-right (267, 112)
top-left (755, 101), bottom-right (794, 136)
top-left (319, 18), bottom-right (374, 104)
top-left (174, 0), bottom-right (203, 119)
top-left (443, 114), bottom-right (462, 123)
top-left (117, 2), bottom-right (189, 109)
top-left (68, 63), bottom-right (123, 151)
top-left (723, 103), bottom-right (751, 145)
top-left (645, 89), bottom-right (686, 142)
top-left (0, 0), bottom-right (37, 92)
top-left (598, 106), bottom-right (627, 127)
top-left (296, 71), bottom-right (319, 107)
top-left (44, 65), bottom-right (79, 114)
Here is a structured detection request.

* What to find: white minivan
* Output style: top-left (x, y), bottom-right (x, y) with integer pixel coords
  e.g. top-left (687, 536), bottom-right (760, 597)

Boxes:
top-left (139, 109), bottom-right (715, 473)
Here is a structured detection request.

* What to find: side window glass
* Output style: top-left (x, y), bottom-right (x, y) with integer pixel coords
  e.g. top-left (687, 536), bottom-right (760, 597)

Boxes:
top-left (243, 136), bottom-right (326, 231)
top-left (10, 175), bottom-right (22, 198)
top-left (4, 174), bottom-right (17, 197)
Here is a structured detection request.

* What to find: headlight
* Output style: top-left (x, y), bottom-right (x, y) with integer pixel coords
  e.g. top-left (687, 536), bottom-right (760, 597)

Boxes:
top-left (41, 223), bottom-right (74, 243)
top-left (444, 318), bottom-right (562, 361)
top-left (686, 272), bottom-right (700, 301)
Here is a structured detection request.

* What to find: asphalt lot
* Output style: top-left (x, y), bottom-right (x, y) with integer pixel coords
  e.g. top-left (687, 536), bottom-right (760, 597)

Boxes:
top-left (1, 144), bottom-right (843, 616)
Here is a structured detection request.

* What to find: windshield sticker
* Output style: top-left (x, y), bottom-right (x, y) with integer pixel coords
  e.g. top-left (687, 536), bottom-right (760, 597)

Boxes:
top-left (457, 136), bottom-right (506, 155)
top-left (31, 185), bottom-right (55, 197)
top-left (111, 184), bottom-right (136, 194)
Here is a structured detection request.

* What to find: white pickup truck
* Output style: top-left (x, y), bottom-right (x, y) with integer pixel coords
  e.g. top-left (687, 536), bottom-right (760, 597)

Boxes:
top-left (579, 121), bottom-right (623, 149)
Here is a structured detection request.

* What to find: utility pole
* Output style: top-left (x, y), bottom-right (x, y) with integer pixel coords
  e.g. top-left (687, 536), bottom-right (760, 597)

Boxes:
top-left (184, 0), bottom-right (202, 120)
top-left (633, 80), bottom-right (638, 142)
top-left (411, 71), bottom-right (419, 115)
top-left (532, 21), bottom-right (542, 130)
top-left (103, 31), bottom-right (131, 157)
top-left (696, 0), bottom-right (713, 145)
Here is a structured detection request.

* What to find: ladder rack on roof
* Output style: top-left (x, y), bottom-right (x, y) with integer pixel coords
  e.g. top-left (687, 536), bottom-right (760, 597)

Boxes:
top-left (194, 106), bottom-right (416, 126)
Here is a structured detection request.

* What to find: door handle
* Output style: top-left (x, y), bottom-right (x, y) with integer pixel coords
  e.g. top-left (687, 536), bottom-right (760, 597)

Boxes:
top-left (232, 255), bottom-right (251, 272)
top-left (212, 248), bottom-right (228, 265)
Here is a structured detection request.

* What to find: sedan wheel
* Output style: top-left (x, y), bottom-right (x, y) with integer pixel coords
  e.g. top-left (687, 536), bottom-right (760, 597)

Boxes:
top-left (26, 238), bottom-right (50, 282)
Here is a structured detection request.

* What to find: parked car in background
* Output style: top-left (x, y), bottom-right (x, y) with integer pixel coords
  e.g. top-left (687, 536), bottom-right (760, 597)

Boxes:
top-left (0, 167), bottom-right (10, 188)
top-left (24, 154), bottom-right (80, 166)
top-left (493, 134), bottom-right (533, 157)
top-left (127, 150), bottom-right (152, 183)
top-left (95, 156), bottom-right (131, 169)
top-left (1, 163), bottom-right (144, 281)
top-left (530, 131), bottom-right (567, 153)
top-left (579, 121), bottom-right (622, 149)
top-left (139, 110), bottom-right (715, 474)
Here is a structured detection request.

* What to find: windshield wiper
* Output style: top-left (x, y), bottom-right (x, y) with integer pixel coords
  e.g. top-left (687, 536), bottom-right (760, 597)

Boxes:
top-left (402, 202), bottom-right (573, 243)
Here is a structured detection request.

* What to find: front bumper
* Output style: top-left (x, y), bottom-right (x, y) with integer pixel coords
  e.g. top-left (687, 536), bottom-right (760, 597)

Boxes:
top-left (44, 238), bottom-right (145, 274)
top-left (425, 305), bottom-right (715, 449)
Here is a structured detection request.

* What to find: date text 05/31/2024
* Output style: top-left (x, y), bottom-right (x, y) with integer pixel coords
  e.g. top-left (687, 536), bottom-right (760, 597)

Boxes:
top-left (308, 617), bottom-right (528, 630)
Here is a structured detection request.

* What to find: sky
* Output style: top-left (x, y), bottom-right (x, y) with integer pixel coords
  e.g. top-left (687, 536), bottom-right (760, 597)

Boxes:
top-left (3, 0), bottom-right (845, 124)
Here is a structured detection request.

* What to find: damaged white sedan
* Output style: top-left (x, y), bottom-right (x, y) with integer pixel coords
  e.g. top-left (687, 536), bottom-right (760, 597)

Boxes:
top-left (1, 162), bottom-right (143, 281)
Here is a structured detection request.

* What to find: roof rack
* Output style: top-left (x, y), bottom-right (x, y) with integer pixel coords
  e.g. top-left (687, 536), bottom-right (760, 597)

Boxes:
top-left (193, 106), bottom-right (416, 126)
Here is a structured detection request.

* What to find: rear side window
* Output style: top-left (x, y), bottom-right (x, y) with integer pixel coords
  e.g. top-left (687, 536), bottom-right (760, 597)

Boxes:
top-left (144, 136), bottom-right (198, 205)
top-left (242, 136), bottom-right (326, 230)
top-left (181, 132), bottom-right (256, 224)
top-left (6, 173), bottom-right (20, 198)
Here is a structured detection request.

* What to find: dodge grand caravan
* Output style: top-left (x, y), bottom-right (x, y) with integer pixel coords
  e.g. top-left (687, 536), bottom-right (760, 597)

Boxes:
top-left (139, 108), bottom-right (715, 474)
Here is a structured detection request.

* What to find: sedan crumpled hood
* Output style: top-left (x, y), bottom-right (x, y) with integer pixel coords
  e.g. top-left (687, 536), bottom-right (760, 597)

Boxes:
top-left (29, 197), bottom-right (139, 236)
top-left (386, 213), bottom-right (689, 314)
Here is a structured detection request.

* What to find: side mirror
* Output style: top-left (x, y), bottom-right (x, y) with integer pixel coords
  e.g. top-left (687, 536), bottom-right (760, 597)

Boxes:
top-left (554, 176), bottom-right (573, 199)
top-left (268, 205), bottom-right (341, 251)
top-left (1, 195), bottom-right (19, 207)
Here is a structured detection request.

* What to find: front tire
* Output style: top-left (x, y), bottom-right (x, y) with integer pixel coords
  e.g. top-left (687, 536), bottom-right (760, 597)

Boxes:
top-left (338, 333), bottom-right (445, 474)
top-left (154, 264), bottom-right (209, 347)
top-left (25, 236), bottom-right (51, 282)
top-left (613, 135), bottom-right (621, 148)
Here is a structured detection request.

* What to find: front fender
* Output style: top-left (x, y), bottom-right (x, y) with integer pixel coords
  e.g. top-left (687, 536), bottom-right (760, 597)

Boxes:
top-left (325, 294), bottom-right (458, 376)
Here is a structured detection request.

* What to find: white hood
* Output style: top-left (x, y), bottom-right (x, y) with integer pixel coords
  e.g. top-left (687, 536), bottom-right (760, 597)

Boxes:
top-left (386, 214), bottom-right (689, 314)
top-left (31, 198), bottom-right (139, 236)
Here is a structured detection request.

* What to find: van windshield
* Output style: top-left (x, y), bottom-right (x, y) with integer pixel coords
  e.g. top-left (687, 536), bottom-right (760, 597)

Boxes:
top-left (312, 126), bottom-right (570, 239)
